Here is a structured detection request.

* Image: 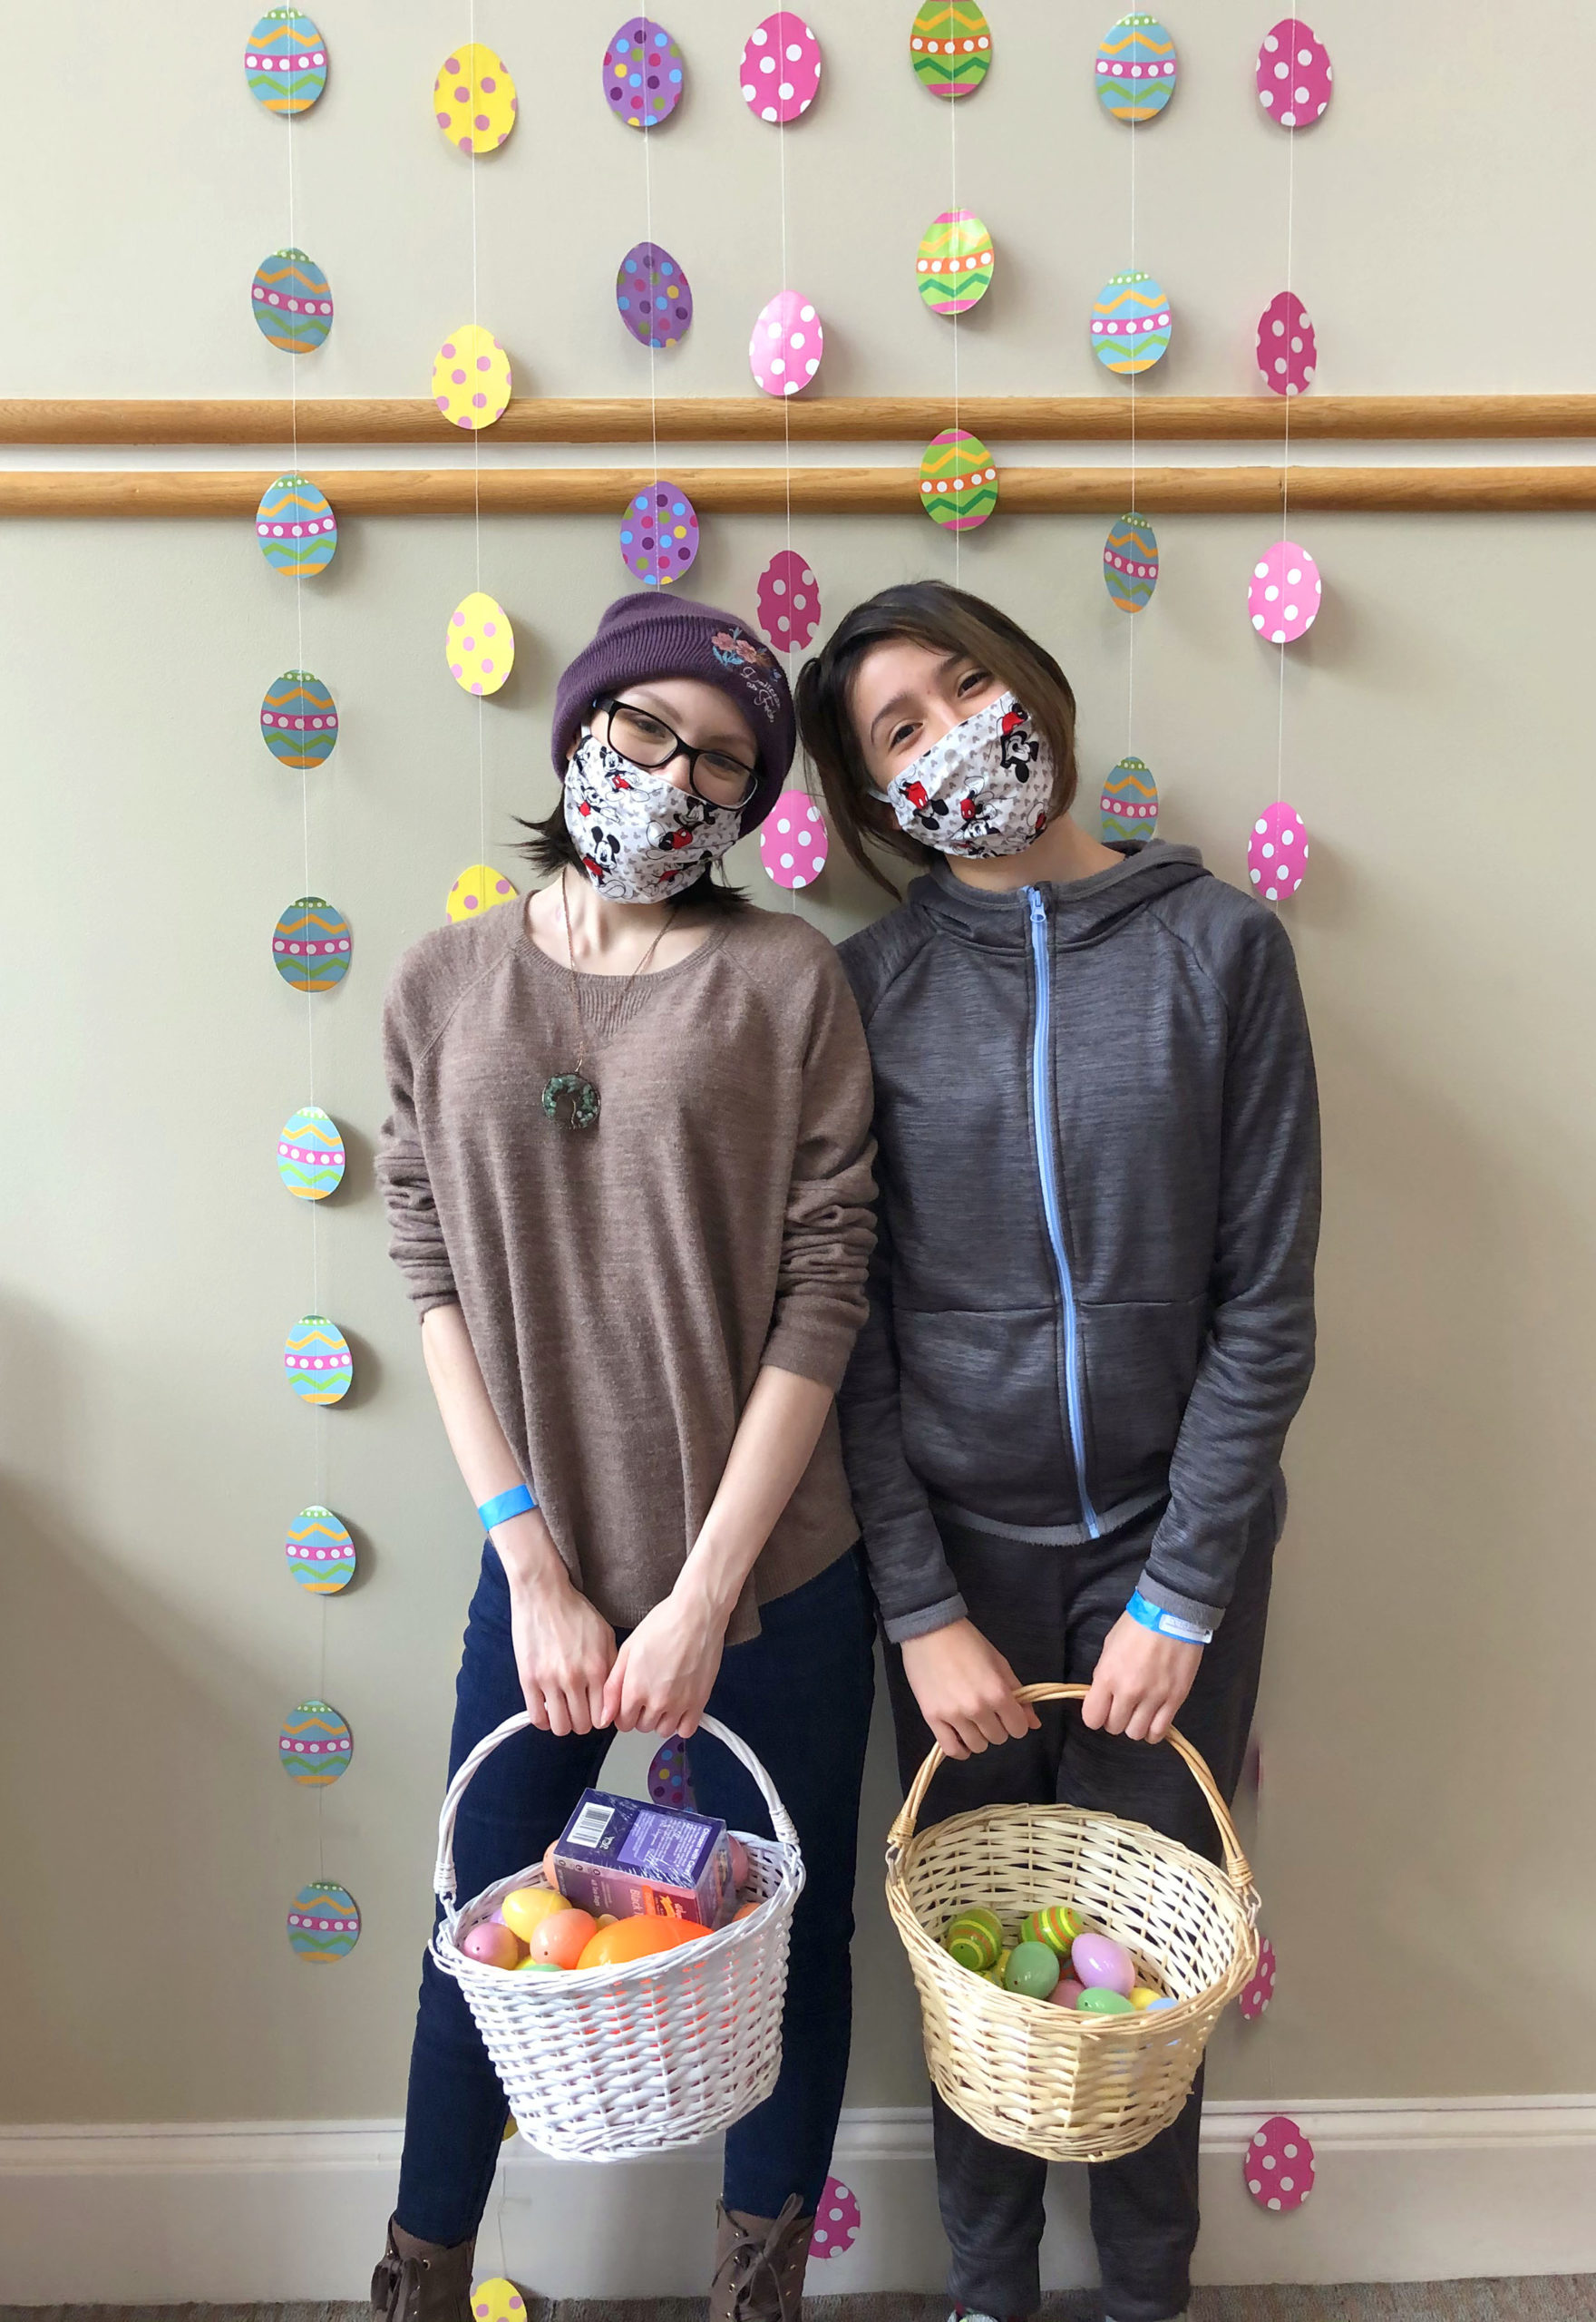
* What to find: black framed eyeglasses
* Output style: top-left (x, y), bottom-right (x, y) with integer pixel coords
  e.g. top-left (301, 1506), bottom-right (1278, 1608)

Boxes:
top-left (595, 696), bottom-right (759, 811)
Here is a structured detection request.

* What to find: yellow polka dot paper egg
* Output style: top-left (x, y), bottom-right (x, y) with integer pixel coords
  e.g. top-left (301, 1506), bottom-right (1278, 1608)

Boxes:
top-left (434, 44), bottom-right (518, 153)
top-left (469, 2283), bottom-right (527, 2322)
top-left (447, 592), bottom-right (515, 693)
top-left (446, 864), bottom-right (519, 924)
top-left (433, 327), bottom-right (512, 431)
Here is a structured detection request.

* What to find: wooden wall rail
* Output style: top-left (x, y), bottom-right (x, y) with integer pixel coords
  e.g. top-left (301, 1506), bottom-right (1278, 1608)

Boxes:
top-left (4, 395), bottom-right (1596, 446)
top-left (5, 466), bottom-right (1596, 517)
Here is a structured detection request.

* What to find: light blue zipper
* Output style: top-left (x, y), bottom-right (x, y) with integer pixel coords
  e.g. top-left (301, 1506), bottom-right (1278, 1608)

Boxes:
top-left (1026, 887), bottom-right (1101, 1537)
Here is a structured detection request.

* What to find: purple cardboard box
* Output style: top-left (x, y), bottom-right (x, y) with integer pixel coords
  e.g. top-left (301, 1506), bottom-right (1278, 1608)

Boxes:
top-left (551, 1788), bottom-right (735, 1927)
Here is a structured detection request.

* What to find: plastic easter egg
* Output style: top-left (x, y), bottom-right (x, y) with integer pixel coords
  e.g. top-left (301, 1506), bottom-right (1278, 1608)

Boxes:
top-left (283, 1316), bottom-right (354, 1406)
top-left (920, 430), bottom-right (998, 531)
top-left (1005, 1940), bottom-right (1062, 2000)
top-left (542, 1843), bottom-right (562, 1889)
top-left (1021, 1905), bottom-right (1085, 1956)
top-left (447, 592), bottom-right (515, 696)
top-left (251, 249), bottom-right (333, 354)
top-left (1130, 1985), bottom-right (1163, 2010)
top-left (1091, 272), bottom-right (1172, 375)
top-left (603, 18), bottom-right (686, 127)
top-left (577, 1915), bottom-right (707, 1970)
top-left (1103, 512), bottom-right (1159, 612)
top-left (433, 326), bottom-right (512, 432)
top-left (917, 210), bottom-right (995, 319)
top-left (981, 1946), bottom-right (1012, 1986)
top-left (1245, 2114), bottom-right (1316, 2210)
top-left (469, 2282), bottom-right (528, 2322)
top-left (260, 671), bottom-right (338, 769)
top-left (616, 243), bottom-right (693, 349)
top-left (809, 2177), bottom-right (861, 2259)
top-left (1050, 1976), bottom-right (1086, 2008)
top-left (287, 1880), bottom-right (359, 1960)
top-left (1241, 1933), bottom-right (1279, 2019)
top-left (1077, 1986), bottom-right (1135, 2016)
top-left (943, 1906), bottom-right (1003, 1972)
top-left (1095, 15), bottom-right (1177, 121)
top-left (1072, 1931), bottom-right (1135, 1995)
top-left (284, 1503), bottom-right (355, 1593)
top-left (1101, 757), bottom-right (1158, 842)
top-left (434, 44), bottom-right (518, 154)
top-left (1258, 292), bottom-right (1317, 396)
top-left (446, 864), bottom-right (518, 925)
top-left (1249, 541), bottom-right (1321, 643)
top-left (501, 1887), bottom-right (570, 1941)
top-left (750, 290), bottom-right (823, 397)
top-left (761, 791), bottom-right (829, 890)
top-left (530, 1908), bottom-right (598, 1968)
top-left (910, 2), bottom-right (993, 98)
top-left (517, 1958), bottom-right (562, 1973)
top-left (1257, 20), bottom-right (1333, 129)
top-left (1247, 803), bottom-right (1309, 902)
top-left (256, 473), bottom-right (336, 577)
top-left (272, 896), bottom-right (351, 992)
top-left (728, 1835), bottom-right (752, 1888)
top-left (741, 14), bottom-right (822, 123)
top-left (278, 1700), bottom-right (353, 1784)
top-left (277, 1106), bottom-right (345, 1200)
top-left (619, 480), bottom-right (700, 587)
top-left (246, 10), bottom-right (326, 114)
top-left (647, 1736), bottom-right (696, 1809)
top-left (1147, 1995), bottom-right (1179, 2012)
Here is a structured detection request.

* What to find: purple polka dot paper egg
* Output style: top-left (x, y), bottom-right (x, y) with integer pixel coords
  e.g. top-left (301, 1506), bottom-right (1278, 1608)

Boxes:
top-left (756, 549), bottom-right (822, 650)
top-left (260, 670), bottom-right (337, 769)
top-left (277, 1105), bottom-right (345, 1199)
top-left (761, 790), bottom-right (829, 889)
top-left (1091, 272), bottom-right (1172, 375)
top-left (279, 1699), bottom-right (353, 1784)
top-left (251, 249), bottom-right (334, 354)
top-left (246, 10), bottom-right (326, 114)
top-left (1101, 756), bottom-right (1158, 840)
top-left (446, 863), bottom-right (518, 924)
top-left (447, 592), bottom-right (515, 695)
top-left (287, 1879), bottom-right (360, 1961)
top-left (750, 290), bottom-right (823, 396)
top-left (433, 326), bottom-right (512, 432)
top-left (741, 13), bottom-right (822, 122)
top-left (617, 242), bottom-right (693, 349)
top-left (256, 474), bottom-right (336, 577)
top-left (434, 44), bottom-right (518, 154)
top-left (283, 1315), bottom-right (355, 1406)
top-left (1240, 1933), bottom-right (1278, 2020)
top-left (619, 480), bottom-right (700, 587)
top-left (1245, 2113), bottom-right (1315, 2210)
top-left (808, 2178), bottom-right (861, 2260)
top-left (603, 18), bottom-right (685, 127)
top-left (1249, 541), bottom-right (1321, 643)
top-left (284, 1504), bottom-right (356, 1593)
top-left (1257, 19), bottom-right (1332, 128)
top-left (1095, 15), bottom-right (1178, 122)
top-left (1257, 291), bottom-right (1317, 395)
top-left (1248, 803), bottom-right (1309, 902)
top-left (1104, 512), bottom-right (1159, 611)
top-left (647, 1736), bottom-right (696, 1810)
top-left (272, 896), bottom-right (351, 992)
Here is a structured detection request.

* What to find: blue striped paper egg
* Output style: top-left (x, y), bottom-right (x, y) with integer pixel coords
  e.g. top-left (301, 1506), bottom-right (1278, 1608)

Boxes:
top-left (260, 671), bottom-right (338, 768)
top-left (277, 1106), bottom-right (345, 1199)
top-left (285, 1505), bottom-right (356, 1593)
top-left (1101, 756), bottom-right (1159, 840)
top-left (272, 896), bottom-right (351, 992)
top-left (250, 249), bottom-right (334, 354)
top-left (1095, 15), bottom-right (1178, 121)
top-left (256, 474), bottom-right (337, 577)
top-left (283, 1315), bottom-right (354, 1405)
top-left (245, 11), bottom-right (327, 114)
top-left (1090, 272), bottom-right (1172, 375)
top-left (278, 1700), bottom-right (353, 1784)
top-left (1103, 512), bottom-right (1159, 611)
top-left (287, 1880), bottom-right (361, 1960)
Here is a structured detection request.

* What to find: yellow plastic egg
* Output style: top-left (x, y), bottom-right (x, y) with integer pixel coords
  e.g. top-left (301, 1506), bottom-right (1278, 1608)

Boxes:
top-left (1130, 1985), bottom-right (1163, 2010)
top-left (432, 325), bottom-right (512, 432)
top-left (434, 43), bottom-right (518, 154)
top-left (501, 1886), bottom-right (569, 1941)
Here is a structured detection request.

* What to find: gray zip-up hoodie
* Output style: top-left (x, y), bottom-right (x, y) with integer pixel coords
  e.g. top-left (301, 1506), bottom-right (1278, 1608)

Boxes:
top-left (837, 841), bottom-right (1319, 1644)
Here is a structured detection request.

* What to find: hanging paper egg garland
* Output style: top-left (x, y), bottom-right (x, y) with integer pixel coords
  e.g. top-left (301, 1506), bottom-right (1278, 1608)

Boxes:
top-left (741, 14), bottom-right (822, 123)
top-left (617, 243), bottom-right (693, 350)
top-left (1240, 1933), bottom-right (1278, 2020)
top-left (272, 896), bottom-right (352, 992)
top-left (1103, 512), bottom-right (1159, 612)
top-left (619, 481), bottom-right (700, 587)
top-left (1248, 804), bottom-right (1309, 902)
top-left (1090, 273), bottom-right (1173, 375)
top-left (260, 671), bottom-right (338, 769)
top-left (761, 791), bottom-right (829, 890)
top-left (917, 211), bottom-right (995, 318)
top-left (279, 1698), bottom-right (354, 1783)
top-left (432, 326), bottom-right (512, 432)
top-left (287, 1879), bottom-right (361, 1961)
top-left (277, 1105), bottom-right (345, 1199)
top-left (809, 2177), bottom-right (861, 2259)
top-left (469, 2284), bottom-right (528, 2322)
top-left (1257, 19), bottom-right (1332, 128)
top-left (447, 592), bottom-right (515, 695)
top-left (1095, 15), bottom-right (1178, 121)
top-left (245, 10), bottom-right (327, 114)
top-left (1101, 757), bottom-right (1158, 840)
top-left (1257, 291), bottom-right (1317, 396)
top-left (1249, 541), bottom-right (1321, 643)
top-left (750, 291), bottom-right (823, 396)
top-left (446, 864), bottom-right (519, 924)
top-left (647, 1736), bottom-right (696, 1810)
top-left (910, 2), bottom-right (993, 99)
top-left (603, 18), bottom-right (686, 127)
top-left (756, 550), bottom-right (822, 651)
top-left (920, 429), bottom-right (998, 530)
top-left (434, 43), bottom-right (519, 154)
top-left (250, 249), bottom-right (333, 355)
top-left (1245, 2114), bottom-right (1316, 2211)
top-left (284, 1315), bottom-right (355, 1405)
top-left (256, 474), bottom-right (336, 578)
top-left (285, 1504), bottom-right (356, 1593)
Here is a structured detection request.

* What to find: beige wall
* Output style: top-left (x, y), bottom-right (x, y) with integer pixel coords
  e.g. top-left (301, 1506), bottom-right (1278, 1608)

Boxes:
top-left (3, 0), bottom-right (1595, 2128)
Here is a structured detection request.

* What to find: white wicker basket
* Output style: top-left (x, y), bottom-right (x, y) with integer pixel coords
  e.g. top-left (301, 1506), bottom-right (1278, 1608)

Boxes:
top-left (430, 1709), bottom-right (805, 2161)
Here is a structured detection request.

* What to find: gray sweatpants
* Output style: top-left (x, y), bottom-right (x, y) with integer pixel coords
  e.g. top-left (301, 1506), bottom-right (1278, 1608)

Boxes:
top-left (882, 1488), bottom-right (1279, 2322)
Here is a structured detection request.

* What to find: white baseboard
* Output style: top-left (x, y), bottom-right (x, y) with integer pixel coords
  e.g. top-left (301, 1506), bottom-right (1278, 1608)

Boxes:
top-left (1, 2098), bottom-right (1593, 2305)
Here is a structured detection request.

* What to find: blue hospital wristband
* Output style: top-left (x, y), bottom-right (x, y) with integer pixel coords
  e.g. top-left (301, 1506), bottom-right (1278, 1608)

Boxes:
top-left (478, 1483), bottom-right (538, 1531)
top-left (1127, 1589), bottom-right (1213, 1646)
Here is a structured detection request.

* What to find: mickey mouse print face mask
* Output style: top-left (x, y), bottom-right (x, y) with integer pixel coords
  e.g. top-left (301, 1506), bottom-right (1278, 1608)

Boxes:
top-left (882, 691), bottom-right (1056, 859)
top-left (563, 730), bottom-right (744, 902)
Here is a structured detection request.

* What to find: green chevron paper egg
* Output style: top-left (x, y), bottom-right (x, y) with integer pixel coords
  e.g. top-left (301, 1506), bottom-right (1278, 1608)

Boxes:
top-left (272, 896), bottom-right (351, 992)
top-left (919, 430), bottom-right (998, 531)
top-left (917, 210), bottom-right (995, 318)
top-left (256, 473), bottom-right (337, 576)
top-left (250, 249), bottom-right (334, 354)
top-left (283, 1315), bottom-right (354, 1405)
top-left (1101, 756), bottom-right (1158, 840)
top-left (277, 1106), bottom-right (345, 1199)
top-left (279, 1699), bottom-right (353, 1784)
top-left (287, 1880), bottom-right (360, 1960)
top-left (910, 1), bottom-right (992, 97)
top-left (285, 1505), bottom-right (356, 1593)
top-left (1090, 272), bottom-right (1172, 375)
top-left (246, 10), bottom-right (327, 114)
top-left (260, 671), bottom-right (338, 768)
top-left (1103, 512), bottom-right (1159, 611)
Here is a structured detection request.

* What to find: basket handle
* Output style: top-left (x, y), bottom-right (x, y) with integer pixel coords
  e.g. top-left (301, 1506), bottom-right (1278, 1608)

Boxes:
top-left (885, 1682), bottom-right (1256, 1901)
top-left (433, 1709), bottom-right (801, 1915)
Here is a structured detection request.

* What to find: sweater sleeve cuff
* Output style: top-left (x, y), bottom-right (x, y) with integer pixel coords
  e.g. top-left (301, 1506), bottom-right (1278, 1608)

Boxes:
top-left (882, 1591), bottom-right (968, 1646)
top-left (760, 1312), bottom-right (858, 1396)
top-left (1133, 1571), bottom-right (1226, 1634)
top-left (415, 1290), bottom-right (461, 1321)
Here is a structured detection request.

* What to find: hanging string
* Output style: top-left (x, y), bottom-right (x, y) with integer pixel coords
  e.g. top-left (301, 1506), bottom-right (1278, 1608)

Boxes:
top-left (949, 70), bottom-right (961, 593)
top-left (641, 86), bottom-right (661, 535)
top-left (1126, 102), bottom-right (1138, 759)
top-left (471, 0), bottom-right (487, 871)
top-left (1275, 109), bottom-right (1299, 820)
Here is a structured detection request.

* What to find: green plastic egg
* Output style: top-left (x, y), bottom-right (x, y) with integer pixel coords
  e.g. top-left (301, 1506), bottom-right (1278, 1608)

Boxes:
top-left (944, 1906), bottom-right (1004, 1973)
top-left (1076, 1986), bottom-right (1135, 2016)
top-left (1021, 1904), bottom-right (1085, 1956)
top-left (1004, 1940), bottom-right (1061, 2000)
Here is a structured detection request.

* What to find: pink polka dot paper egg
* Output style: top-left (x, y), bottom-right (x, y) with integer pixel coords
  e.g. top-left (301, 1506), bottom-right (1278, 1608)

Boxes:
top-left (468, 2279), bottom-right (527, 2322)
top-left (1245, 2113), bottom-right (1315, 2210)
top-left (1240, 1933), bottom-right (1278, 2020)
top-left (761, 791), bottom-right (829, 889)
top-left (1257, 19), bottom-right (1332, 129)
top-left (750, 290), bottom-right (823, 396)
top-left (1248, 803), bottom-right (1309, 902)
top-left (756, 549), bottom-right (822, 650)
top-left (1249, 541), bottom-right (1321, 643)
top-left (603, 18), bottom-right (686, 128)
top-left (741, 13), bottom-right (822, 122)
top-left (433, 326), bottom-right (512, 432)
top-left (619, 480), bottom-right (700, 587)
top-left (1257, 291), bottom-right (1317, 396)
top-left (808, 2177), bottom-right (860, 2259)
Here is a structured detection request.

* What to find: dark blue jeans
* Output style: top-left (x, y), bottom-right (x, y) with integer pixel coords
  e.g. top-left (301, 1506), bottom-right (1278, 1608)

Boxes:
top-left (396, 1543), bottom-right (875, 2247)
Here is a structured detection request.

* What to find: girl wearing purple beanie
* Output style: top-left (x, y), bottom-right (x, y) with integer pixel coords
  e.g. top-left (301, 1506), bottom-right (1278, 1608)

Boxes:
top-left (372, 593), bottom-right (878, 2322)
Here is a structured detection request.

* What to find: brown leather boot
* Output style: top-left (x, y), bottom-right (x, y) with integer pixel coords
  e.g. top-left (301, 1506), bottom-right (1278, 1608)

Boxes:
top-left (710, 2193), bottom-right (814, 2321)
top-left (370, 2212), bottom-right (477, 2322)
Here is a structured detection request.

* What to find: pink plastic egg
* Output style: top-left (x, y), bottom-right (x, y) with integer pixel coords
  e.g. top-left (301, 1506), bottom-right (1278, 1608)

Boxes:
top-left (1049, 1976), bottom-right (1086, 2009)
top-left (1257, 19), bottom-right (1333, 129)
top-left (728, 1834), bottom-right (752, 1888)
top-left (760, 790), bottom-right (829, 889)
top-left (741, 12), bottom-right (822, 123)
top-left (1071, 1931), bottom-right (1135, 1996)
top-left (1240, 1934), bottom-right (1278, 2019)
top-left (750, 290), bottom-right (823, 397)
top-left (1247, 803), bottom-right (1309, 902)
top-left (1248, 541), bottom-right (1320, 643)
top-left (808, 2176), bottom-right (860, 2259)
top-left (1257, 292), bottom-right (1317, 396)
top-left (462, 1919), bottom-right (523, 1969)
top-left (1245, 2113), bottom-right (1316, 2210)
top-left (756, 549), bottom-right (822, 650)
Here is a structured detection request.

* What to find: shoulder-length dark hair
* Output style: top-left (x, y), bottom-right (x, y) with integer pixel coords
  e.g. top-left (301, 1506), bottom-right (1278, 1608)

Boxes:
top-left (793, 580), bottom-right (1079, 896)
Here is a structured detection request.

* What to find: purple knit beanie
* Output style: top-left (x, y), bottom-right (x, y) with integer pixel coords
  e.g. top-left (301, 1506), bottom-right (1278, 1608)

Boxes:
top-left (551, 592), bottom-right (796, 834)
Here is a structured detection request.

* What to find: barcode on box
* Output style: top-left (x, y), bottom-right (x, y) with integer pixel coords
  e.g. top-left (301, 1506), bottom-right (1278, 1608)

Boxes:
top-left (569, 1802), bottom-right (613, 1848)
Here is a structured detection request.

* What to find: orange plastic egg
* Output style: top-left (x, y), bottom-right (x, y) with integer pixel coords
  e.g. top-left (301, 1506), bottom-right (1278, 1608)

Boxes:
top-left (542, 1842), bottom-right (562, 1891)
top-left (733, 1900), bottom-right (760, 1922)
top-left (530, 1908), bottom-right (598, 1968)
top-left (501, 1885), bottom-right (569, 1941)
top-left (577, 1916), bottom-right (708, 1971)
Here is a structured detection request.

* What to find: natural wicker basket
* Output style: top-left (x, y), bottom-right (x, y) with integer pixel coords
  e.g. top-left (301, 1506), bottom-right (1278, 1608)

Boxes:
top-left (885, 1683), bottom-right (1259, 2163)
top-left (431, 1708), bottom-right (804, 2161)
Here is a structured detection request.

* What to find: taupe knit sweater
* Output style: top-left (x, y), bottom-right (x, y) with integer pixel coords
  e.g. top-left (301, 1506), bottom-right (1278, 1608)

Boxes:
top-left (376, 898), bottom-right (877, 1642)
